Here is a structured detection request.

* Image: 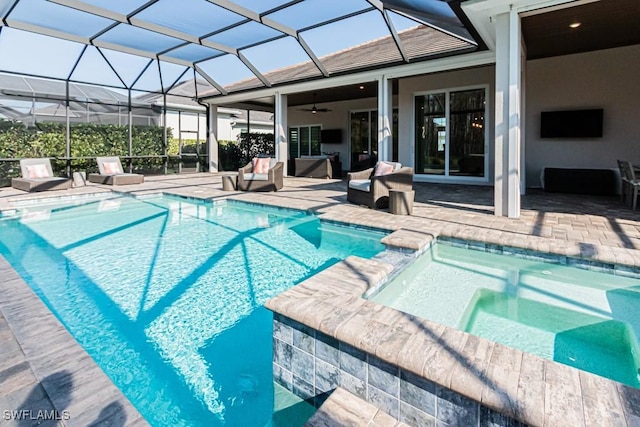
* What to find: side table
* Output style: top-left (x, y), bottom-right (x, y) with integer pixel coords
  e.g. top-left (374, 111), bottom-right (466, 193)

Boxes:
top-left (389, 189), bottom-right (414, 215)
top-left (72, 171), bottom-right (87, 187)
top-left (222, 174), bottom-right (238, 191)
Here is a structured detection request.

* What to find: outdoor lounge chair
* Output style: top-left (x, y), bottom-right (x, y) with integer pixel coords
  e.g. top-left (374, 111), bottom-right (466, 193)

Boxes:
top-left (238, 157), bottom-right (283, 192)
top-left (88, 157), bottom-right (144, 185)
top-left (11, 158), bottom-right (71, 192)
top-left (347, 161), bottom-right (414, 209)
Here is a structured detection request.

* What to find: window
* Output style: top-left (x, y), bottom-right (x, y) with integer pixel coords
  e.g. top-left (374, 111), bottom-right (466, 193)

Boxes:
top-left (289, 125), bottom-right (321, 158)
top-left (415, 88), bottom-right (486, 178)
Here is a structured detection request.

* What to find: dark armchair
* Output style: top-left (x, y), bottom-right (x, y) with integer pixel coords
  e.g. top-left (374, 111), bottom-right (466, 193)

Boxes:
top-left (347, 162), bottom-right (414, 209)
top-left (238, 158), bottom-right (284, 192)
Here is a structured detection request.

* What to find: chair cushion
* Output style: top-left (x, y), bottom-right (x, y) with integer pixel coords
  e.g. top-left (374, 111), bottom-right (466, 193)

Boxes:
top-left (26, 164), bottom-right (50, 179)
top-left (373, 160), bottom-right (402, 176)
top-left (103, 161), bottom-right (122, 174)
top-left (374, 161), bottom-right (395, 176)
top-left (244, 173), bottom-right (269, 181)
top-left (348, 179), bottom-right (371, 192)
top-left (252, 157), bottom-right (271, 174)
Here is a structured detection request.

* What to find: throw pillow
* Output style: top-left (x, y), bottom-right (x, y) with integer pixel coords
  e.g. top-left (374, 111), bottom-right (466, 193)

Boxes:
top-left (252, 157), bottom-right (271, 174)
top-left (26, 164), bottom-right (50, 179)
top-left (103, 161), bottom-right (121, 174)
top-left (374, 161), bottom-right (395, 176)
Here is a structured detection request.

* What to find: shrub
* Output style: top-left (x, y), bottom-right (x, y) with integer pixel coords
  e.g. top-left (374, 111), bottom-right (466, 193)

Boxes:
top-left (0, 120), bottom-right (171, 184)
top-left (237, 132), bottom-right (274, 165)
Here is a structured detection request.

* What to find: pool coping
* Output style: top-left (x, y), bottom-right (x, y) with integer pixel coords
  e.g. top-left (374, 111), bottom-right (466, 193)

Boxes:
top-left (265, 232), bottom-right (640, 426)
top-left (0, 255), bottom-right (147, 427)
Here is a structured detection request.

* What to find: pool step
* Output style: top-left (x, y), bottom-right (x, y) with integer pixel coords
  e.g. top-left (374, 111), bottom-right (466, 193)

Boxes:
top-left (305, 388), bottom-right (408, 427)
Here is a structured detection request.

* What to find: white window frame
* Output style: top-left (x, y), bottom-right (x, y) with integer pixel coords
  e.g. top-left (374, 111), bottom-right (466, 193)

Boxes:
top-left (412, 84), bottom-right (490, 184)
top-left (288, 124), bottom-right (322, 157)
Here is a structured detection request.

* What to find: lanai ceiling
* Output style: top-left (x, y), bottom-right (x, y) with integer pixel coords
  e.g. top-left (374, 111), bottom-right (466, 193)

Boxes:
top-left (522, 0), bottom-right (640, 59)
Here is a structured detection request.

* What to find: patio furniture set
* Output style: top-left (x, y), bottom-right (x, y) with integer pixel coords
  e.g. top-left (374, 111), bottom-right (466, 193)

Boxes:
top-left (223, 156), bottom-right (415, 214)
top-left (12, 155), bottom-right (415, 215)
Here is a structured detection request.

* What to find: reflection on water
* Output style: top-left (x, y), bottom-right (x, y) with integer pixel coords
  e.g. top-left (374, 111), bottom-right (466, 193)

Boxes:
top-left (373, 243), bottom-right (640, 388)
top-left (0, 195), bottom-right (385, 426)
top-left (462, 289), bottom-right (640, 387)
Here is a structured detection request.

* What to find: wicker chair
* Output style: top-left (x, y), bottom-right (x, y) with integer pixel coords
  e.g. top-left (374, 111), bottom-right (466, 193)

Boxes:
top-left (238, 159), bottom-right (284, 192)
top-left (347, 162), bottom-right (414, 209)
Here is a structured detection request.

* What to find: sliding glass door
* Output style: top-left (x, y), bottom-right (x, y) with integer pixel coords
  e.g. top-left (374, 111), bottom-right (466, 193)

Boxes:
top-left (415, 88), bottom-right (486, 178)
top-left (350, 110), bottom-right (398, 171)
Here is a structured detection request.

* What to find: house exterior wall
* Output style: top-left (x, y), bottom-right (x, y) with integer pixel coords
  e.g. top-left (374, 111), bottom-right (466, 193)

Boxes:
top-left (165, 110), bottom-right (210, 141)
top-left (398, 66), bottom-right (496, 183)
top-left (525, 44), bottom-right (640, 187)
top-left (166, 110), bottom-right (273, 143)
top-left (279, 43), bottom-right (639, 188)
top-left (288, 97), bottom-right (380, 170)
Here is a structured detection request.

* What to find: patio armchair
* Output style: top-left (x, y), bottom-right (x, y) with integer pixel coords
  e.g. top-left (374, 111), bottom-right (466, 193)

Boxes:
top-left (237, 157), bottom-right (284, 192)
top-left (347, 161), bottom-right (414, 209)
top-left (619, 160), bottom-right (640, 210)
top-left (11, 158), bottom-right (71, 192)
top-left (88, 157), bottom-right (144, 186)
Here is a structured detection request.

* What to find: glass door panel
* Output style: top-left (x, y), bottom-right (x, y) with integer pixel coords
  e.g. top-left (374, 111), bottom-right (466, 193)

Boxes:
top-left (350, 111), bottom-right (370, 170)
top-left (415, 93), bottom-right (446, 175)
top-left (449, 89), bottom-right (485, 177)
top-left (392, 109), bottom-right (398, 162)
top-left (310, 126), bottom-right (321, 155)
top-left (370, 110), bottom-right (378, 164)
top-left (300, 126), bottom-right (310, 156)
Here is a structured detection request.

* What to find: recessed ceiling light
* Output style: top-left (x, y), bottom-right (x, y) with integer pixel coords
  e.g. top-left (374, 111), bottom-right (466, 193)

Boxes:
top-left (569, 22), bottom-right (581, 29)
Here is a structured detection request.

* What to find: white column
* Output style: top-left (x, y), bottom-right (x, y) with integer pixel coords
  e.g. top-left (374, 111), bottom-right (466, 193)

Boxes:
top-left (208, 105), bottom-right (219, 172)
top-left (274, 92), bottom-right (288, 176)
top-left (377, 76), bottom-right (393, 162)
top-left (494, 10), bottom-right (522, 218)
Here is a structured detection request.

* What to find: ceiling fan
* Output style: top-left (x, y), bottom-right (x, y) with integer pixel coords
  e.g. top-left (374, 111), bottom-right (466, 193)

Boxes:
top-left (298, 93), bottom-right (331, 114)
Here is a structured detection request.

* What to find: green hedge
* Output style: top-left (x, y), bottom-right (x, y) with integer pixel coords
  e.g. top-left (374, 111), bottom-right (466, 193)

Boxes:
top-left (237, 132), bottom-right (274, 165)
top-left (0, 121), bottom-right (169, 158)
top-left (0, 120), bottom-right (275, 181)
top-left (0, 120), bottom-right (170, 180)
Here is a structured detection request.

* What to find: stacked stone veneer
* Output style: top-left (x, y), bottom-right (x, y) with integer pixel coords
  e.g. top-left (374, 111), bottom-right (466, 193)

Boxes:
top-left (272, 313), bottom-right (526, 426)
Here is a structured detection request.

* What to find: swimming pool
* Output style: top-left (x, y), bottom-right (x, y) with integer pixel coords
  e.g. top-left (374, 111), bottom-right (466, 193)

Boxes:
top-left (371, 243), bottom-right (640, 388)
top-left (0, 194), bottom-right (386, 426)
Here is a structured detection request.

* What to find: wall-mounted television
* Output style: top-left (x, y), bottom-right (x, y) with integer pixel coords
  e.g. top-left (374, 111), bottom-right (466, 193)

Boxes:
top-left (540, 109), bottom-right (603, 138)
top-left (321, 129), bottom-right (342, 144)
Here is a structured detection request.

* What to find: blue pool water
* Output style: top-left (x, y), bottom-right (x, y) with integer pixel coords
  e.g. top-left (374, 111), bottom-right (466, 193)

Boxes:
top-left (0, 194), bottom-right (386, 426)
top-left (372, 243), bottom-right (640, 388)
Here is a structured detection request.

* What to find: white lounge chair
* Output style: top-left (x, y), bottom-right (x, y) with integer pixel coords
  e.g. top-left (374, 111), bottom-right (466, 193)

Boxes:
top-left (11, 158), bottom-right (71, 192)
top-left (88, 157), bottom-right (144, 185)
